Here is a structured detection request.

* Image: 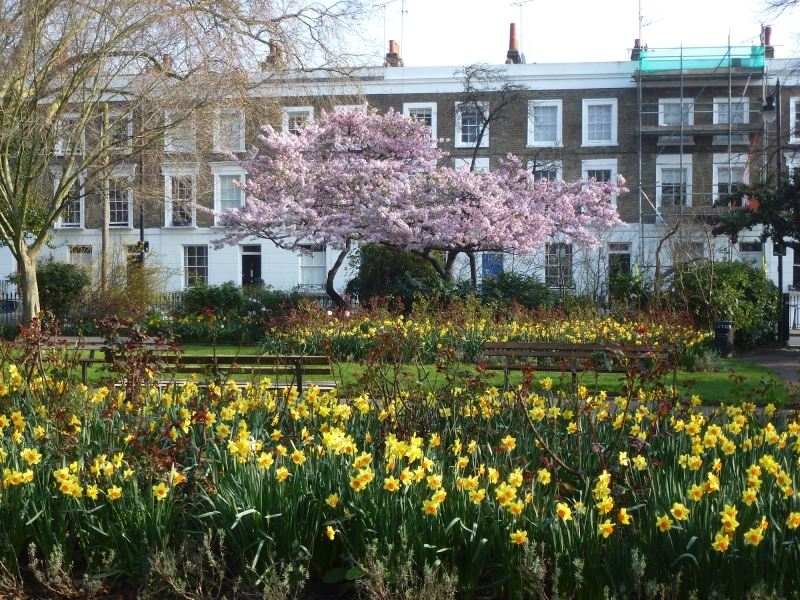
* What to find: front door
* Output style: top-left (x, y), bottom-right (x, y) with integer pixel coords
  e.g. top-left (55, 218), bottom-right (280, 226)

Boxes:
top-left (242, 253), bottom-right (261, 286)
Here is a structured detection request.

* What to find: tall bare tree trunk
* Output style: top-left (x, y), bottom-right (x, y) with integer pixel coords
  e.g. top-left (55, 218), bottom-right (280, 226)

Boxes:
top-left (18, 249), bottom-right (40, 323)
top-left (101, 103), bottom-right (110, 292)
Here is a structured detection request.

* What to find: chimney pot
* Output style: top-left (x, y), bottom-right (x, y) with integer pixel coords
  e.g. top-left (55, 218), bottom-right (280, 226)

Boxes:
top-left (385, 40), bottom-right (403, 67)
top-left (634, 38), bottom-right (641, 48)
top-left (509, 23), bottom-right (519, 51)
top-left (764, 26), bottom-right (772, 46)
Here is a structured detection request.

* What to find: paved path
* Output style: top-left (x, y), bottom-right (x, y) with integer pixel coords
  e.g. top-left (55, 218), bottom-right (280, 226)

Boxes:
top-left (738, 348), bottom-right (800, 386)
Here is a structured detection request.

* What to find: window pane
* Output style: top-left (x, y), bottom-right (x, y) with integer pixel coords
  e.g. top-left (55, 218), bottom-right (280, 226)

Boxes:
top-left (409, 108), bottom-right (432, 127)
top-left (460, 106), bottom-right (482, 144)
top-left (171, 177), bottom-right (192, 226)
top-left (109, 179), bottom-right (129, 226)
top-left (587, 169), bottom-right (611, 182)
top-left (587, 104), bottom-right (612, 142)
top-left (717, 167), bottom-right (744, 195)
top-left (287, 110), bottom-right (309, 135)
top-left (545, 243), bottom-right (573, 288)
top-left (534, 169), bottom-right (559, 182)
top-left (717, 101), bottom-right (746, 124)
top-left (661, 168), bottom-right (687, 205)
top-left (533, 105), bottom-right (557, 142)
top-left (184, 246), bottom-right (208, 285)
top-left (63, 180), bottom-right (81, 226)
top-left (219, 175), bottom-right (243, 211)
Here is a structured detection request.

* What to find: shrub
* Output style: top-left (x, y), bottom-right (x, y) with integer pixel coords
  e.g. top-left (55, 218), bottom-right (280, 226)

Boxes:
top-left (479, 271), bottom-right (558, 310)
top-left (24, 261), bottom-right (91, 320)
top-left (345, 244), bottom-right (448, 310)
top-left (671, 260), bottom-right (779, 351)
top-left (180, 282), bottom-right (245, 318)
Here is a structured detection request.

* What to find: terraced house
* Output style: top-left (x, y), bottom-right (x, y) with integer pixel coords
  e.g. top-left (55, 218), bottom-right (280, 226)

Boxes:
top-left (14, 25), bottom-right (799, 327)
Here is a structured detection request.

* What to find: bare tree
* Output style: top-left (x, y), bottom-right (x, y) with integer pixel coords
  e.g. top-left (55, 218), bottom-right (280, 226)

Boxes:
top-left (0, 0), bottom-right (374, 322)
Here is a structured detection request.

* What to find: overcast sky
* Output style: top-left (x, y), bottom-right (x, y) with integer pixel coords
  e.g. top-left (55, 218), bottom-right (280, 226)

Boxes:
top-left (366, 0), bottom-right (797, 67)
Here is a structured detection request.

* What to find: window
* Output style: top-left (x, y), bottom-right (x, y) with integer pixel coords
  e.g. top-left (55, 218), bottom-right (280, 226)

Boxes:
top-left (213, 109), bottom-right (245, 153)
top-left (527, 100), bottom-right (562, 147)
top-left (659, 98), bottom-right (694, 127)
top-left (527, 160), bottom-right (563, 182)
top-left (162, 164), bottom-right (198, 227)
top-left (282, 107), bottom-right (314, 135)
top-left (454, 157), bottom-right (490, 172)
top-left (581, 158), bottom-right (618, 203)
top-left (109, 179), bottom-right (130, 227)
top-left (481, 253), bottom-right (503, 277)
top-left (164, 111), bottom-right (196, 153)
top-left (184, 246), bottom-right (208, 286)
top-left (713, 98), bottom-right (749, 144)
top-left (61, 179), bottom-right (83, 228)
top-left (403, 102), bottom-right (437, 142)
top-left (676, 242), bottom-right (704, 263)
top-left (712, 153), bottom-right (749, 202)
top-left (455, 102), bottom-right (489, 148)
top-left (69, 245), bottom-right (92, 267)
top-left (107, 164), bottom-right (135, 227)
top-left (608, 242), bottom-right (631, 278)
top-left (789, 97), bottom-right (800, 145)
top-left (211, 163), bottom-right (246, 222)
top-left (299, 244), bottom-right (326, 287)
top-left (739, 241), bottom-right (762, 253)
top-left (582, 99), bottom-right (617, 146)
top-left (545, 243), bottom-right (573, 289)
top-left (54, 114), bottom-right (84, 156)
top-left (106, 114), bottom-right (132, 153)
top-left (656, 155), bottom-right (692, 208)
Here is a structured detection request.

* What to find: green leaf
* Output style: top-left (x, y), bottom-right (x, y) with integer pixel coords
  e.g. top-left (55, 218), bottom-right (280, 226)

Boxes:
top-left (670, 552), bottom-right (699, 568)
top-left (345, 567), bottom-right (366, 580)
top-left (472, 538), bottom-right (488, 564)
top-left (686, 536), bottom-right (698, 550)
top-left (323, 567), bottom-right (348, 583)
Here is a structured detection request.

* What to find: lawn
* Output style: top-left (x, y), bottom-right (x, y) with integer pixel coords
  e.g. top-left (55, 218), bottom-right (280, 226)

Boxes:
top-left (80, 344), bottom-right (793, 405)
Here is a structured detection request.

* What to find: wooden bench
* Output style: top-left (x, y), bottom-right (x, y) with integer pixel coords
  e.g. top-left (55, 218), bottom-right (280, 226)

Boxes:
top-left (78, 352), bottom-right (331, 392)
top-left (482, 342), bottom-right (673, 391)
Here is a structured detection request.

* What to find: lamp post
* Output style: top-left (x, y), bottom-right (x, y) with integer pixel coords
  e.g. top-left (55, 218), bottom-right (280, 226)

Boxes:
top-left (763, 80), bottom-right (785, 342)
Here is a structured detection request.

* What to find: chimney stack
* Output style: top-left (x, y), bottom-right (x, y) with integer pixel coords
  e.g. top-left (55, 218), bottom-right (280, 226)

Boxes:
top-left (630, 39), bottom-right (642, 61)
top-left (505, 23), bottom-right (522, 64)
top-left (764, 25), bottom-right (774, 58)
top-left (384, 40), bottom-right (403, 67)
top-left (262, 42), bottom-right (284, 69)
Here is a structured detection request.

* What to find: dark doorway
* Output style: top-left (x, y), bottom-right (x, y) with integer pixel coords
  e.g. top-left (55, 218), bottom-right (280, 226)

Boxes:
top-left (242, 245), bottom-right (261, 286)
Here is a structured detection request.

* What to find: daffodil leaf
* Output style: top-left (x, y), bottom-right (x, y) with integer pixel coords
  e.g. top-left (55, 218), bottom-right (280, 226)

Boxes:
top-left (686, 536), bottom-right (698, 550)
top-left (471, 538), bottom-right (488, 563)
top-left (444, 517), bottom-right (461, 533)
top-left (670, 552), bottom-right (698, 569)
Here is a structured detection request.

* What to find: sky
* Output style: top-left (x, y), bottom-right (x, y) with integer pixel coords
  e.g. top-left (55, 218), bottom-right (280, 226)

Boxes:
top-left (366, 0), bottom-right (797, 67)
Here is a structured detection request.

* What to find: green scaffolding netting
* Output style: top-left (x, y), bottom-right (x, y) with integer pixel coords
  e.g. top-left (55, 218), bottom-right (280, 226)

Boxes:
top-left (639, 46), bottom-right (764, 73)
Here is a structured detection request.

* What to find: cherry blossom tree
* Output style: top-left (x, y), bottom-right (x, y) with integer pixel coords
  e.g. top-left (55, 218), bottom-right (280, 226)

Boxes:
top-left (213, 108), bottom-right (627, 307)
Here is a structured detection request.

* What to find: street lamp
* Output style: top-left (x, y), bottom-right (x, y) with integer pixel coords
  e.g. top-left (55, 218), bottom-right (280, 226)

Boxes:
top-left (762, 93), bottom-right (777, 123)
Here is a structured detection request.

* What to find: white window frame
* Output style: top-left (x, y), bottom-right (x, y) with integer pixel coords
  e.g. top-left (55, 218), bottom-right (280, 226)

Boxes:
top-left (54, 113), bottom-right (85, 157)
top-left (658, 98), bottom-right (695, 127)
top-left (527, 99), bottom-right (562, 147)
top-left (162, 163), bottom-right (198, 227)
top-left (712, 153), bottom-right (749, 202)
top-left (106, 113), bottom-right (133, 154)
top-left (213, 108), bottom-right (245, 154)
top-left (108, 164), bottom-right (136, 228)
top-left (581, 158), bottom-right (618, 204)
top-left (454, 101), bottom-right (489, 148)
top-left (282, 106), bottom-right (314, 134)
top-left (403, 102), bottom-right (438, 144)
top-left (454, 157), bottom-right (490, 172)
top-left (210, 162), bottom-right (246, 224)
top-left (789, 97), bottom-right (800, 145)
top-left (335, 104), bottom-right (368, 113)
top-left (527, 160), bottom-right (563, 182)
top-left (298, 244), bottom-right (327, 288)
top-left (582, 98), bottom-right (618, 147)
top-left (51, 168), bottom-right (85, 229)
top-left (655, 154), bottom-right (693, 208)
top-left (184, 245), bottom-right (209, 287)
top-left (164, 110), bottom-right (196, 153)
top-left (713, 97), bottom-right (750, 145)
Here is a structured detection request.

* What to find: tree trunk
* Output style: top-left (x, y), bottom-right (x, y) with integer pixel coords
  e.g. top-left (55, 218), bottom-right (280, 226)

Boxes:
top-left (325, 240), bottom-right (351, 309)
top-left (101, 103), bottom-right (110, 291)
top-left (18, 249), bottom-right (40, 324)
top-left (468, 251), bottom-right (477, 285)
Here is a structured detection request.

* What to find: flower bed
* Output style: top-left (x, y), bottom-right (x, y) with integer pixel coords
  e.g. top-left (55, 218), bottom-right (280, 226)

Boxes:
top-left (0, 330), bottom-right (798, 598)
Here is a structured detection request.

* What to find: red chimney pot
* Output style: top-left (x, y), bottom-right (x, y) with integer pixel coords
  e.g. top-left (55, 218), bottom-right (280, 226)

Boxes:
top-left (764, 26), bottom-right (772, 46)
top-left (509, 23), bottom-right (519, 51)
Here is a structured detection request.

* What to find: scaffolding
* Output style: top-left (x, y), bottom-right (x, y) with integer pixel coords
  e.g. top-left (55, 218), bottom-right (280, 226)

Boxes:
top-left (634, 42), bottom-right (769, 270)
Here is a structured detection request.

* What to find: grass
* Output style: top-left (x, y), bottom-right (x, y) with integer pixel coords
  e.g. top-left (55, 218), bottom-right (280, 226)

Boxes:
top-left (79, 344), bottom-right (794, 405)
